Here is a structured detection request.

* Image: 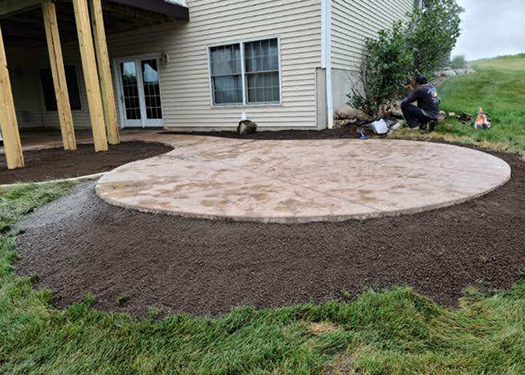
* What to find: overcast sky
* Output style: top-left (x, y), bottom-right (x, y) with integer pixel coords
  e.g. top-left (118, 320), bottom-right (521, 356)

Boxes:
top-left (451, 0), bottom-right (525, 60)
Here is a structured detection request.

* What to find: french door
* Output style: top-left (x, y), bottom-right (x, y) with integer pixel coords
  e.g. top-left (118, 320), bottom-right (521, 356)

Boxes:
top-left (114, 56), bottom-right (164, 128)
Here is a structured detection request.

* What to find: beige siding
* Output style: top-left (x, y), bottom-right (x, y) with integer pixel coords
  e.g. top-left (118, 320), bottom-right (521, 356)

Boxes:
top-left (331, 0), bottom-right (413, 71)
top-left (106, 0), bottom-right (322, 129)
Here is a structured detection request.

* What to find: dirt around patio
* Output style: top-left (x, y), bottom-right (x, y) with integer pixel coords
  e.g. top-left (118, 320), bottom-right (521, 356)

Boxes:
top-left (14, 145), bottom-right (525, 317)
top-left (0, 141), bottom-right (173, 184)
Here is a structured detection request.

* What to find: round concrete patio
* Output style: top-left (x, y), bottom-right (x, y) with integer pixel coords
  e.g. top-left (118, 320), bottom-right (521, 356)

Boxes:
top-left (96, 138), bottom-right (511, 223)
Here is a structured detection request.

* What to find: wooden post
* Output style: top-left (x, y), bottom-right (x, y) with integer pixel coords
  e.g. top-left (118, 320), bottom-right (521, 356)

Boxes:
top-left (42, 1), bottom-right (77, 150)
top-left (90, 0), bottom-right (119, 144)
top-left (72, 0), bottom-right (107, 151)
top-left (0, 22), bottom-right (24, 169)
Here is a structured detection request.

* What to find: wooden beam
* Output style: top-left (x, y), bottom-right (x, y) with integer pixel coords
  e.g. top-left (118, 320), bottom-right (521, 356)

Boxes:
top-left (0, 21), bottom-right (24, 169)
top-left (72, 0), bottom-right (107, 151)
top-left (90, 0), bottom-right (119, 144)
top-left (0, 0), bottom-right (42, 17)
top-left (42, 1), bottom-right (76, 150)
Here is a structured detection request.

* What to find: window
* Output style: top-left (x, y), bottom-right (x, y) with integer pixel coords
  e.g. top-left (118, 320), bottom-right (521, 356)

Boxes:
top-left (209, 44), bottom-right (243, 105)
top-left (209, 38), bottom-right (281, 106)
top-left (40, 65), bottom-right (82, 111)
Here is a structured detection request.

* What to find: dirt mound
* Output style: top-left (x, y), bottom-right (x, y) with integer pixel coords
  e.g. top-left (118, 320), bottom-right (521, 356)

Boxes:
top-left (14, 146), bottom-right (525, 317)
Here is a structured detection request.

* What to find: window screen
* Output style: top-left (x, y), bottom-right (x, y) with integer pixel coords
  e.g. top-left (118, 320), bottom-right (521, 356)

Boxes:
top-left (209, 44), bottom-right (243, 105)
top-left (244, 39), bottom-right (280, 103)
top-left (40, 66), bottom-right (81, 111)
top-left (208, 38), bottom-right (281, 106)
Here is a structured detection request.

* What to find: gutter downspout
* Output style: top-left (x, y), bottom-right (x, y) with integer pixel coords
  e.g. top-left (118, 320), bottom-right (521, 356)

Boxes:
top-left (321, 0), bottom-right (334, 129)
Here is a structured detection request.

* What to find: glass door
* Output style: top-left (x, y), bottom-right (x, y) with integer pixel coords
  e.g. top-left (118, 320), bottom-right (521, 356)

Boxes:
top-left (116, 57), bottom-right (164, 128)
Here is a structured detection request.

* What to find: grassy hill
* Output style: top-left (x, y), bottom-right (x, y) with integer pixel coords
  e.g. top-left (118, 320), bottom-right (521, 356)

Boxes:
top-left (393, 54), bottom-right (525, 159)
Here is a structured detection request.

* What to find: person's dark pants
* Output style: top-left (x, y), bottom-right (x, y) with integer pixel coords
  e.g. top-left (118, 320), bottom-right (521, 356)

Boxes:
top-left (401, 102), bottom-right (434, 129)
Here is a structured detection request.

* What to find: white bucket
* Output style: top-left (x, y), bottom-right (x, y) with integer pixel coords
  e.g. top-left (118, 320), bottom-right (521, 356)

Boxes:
top-left (370, 119), bottom-right (388, 135)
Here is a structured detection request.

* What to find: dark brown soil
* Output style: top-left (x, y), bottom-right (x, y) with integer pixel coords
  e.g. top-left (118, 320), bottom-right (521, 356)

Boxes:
top-left (14, 138), bottom-right (525, 318)
top-left (0, 141), bottom-right (173, 184)
top-left (161, 126), bottom-right (379, 140)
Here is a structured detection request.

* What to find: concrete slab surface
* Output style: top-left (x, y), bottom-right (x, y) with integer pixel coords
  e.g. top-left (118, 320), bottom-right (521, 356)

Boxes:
top-left (96, 138), bottom-right (511, 223)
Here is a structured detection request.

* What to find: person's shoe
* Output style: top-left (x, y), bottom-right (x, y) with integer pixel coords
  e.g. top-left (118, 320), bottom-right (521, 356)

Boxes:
top-left (428, 121), bottom-right (436, 132)
top-left (419, 123), bottom-right (428, 131)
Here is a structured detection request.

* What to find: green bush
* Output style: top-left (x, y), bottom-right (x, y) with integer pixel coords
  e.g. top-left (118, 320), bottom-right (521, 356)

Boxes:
top-left (349, 0), bottom-right (463, 116)
top-left (349, 21), bottom-right (412, 116)
top-left (450, 55), bottom-right (467, 69)
top-left (406, 0), bottom-right (463, 78)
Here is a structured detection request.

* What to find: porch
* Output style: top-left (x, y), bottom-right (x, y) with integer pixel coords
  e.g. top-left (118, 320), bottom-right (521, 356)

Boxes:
top-left (0, 0), bottom-right (188, 169)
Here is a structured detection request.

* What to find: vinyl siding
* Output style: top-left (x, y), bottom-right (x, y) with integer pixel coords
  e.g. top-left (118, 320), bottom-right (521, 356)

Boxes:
top-left (105, 0), bottom-right (322, 129)
top-left (331, 0), bottom-right (414, 71)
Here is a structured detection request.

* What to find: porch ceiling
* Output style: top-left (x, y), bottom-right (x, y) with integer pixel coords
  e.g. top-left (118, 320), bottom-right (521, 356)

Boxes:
top-left (0, 0), bottom-right (189, 48)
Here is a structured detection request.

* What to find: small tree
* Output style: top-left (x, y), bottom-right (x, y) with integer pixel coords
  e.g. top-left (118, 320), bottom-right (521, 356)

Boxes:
top-left (349, 0), bottom-right (463, 116)
top-left (450, 55), bottom-right (467, 68)
top-left (405, 0), bottom-right (463, 79)
top-left (349, 21), bottom-right (413, 117)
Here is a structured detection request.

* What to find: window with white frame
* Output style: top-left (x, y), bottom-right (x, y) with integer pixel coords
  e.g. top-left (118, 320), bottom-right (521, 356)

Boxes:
top-left (209, 38), bottom-right (281, 106)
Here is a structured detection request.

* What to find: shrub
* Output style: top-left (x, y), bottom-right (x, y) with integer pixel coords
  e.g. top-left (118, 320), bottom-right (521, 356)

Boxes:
top-left (450, 55), bottom-right (467, 69)
top-left (406, 0), bottom-right (463, 78)
top-left (349, 0), bottom-right (463, 116)
top-left (349, 21), bottom-right (413, 117)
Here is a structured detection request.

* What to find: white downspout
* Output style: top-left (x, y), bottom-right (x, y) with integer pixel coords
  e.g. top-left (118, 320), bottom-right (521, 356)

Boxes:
top-left (321, 0), bottom-right (334, 129)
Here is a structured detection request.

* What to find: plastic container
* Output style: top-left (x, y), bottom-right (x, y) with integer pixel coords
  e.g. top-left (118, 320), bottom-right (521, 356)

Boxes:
top-left (370, 119), bottom-right (388, 134)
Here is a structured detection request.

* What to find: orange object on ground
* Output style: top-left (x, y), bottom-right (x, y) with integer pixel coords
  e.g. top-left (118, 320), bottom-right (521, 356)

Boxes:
top-left (473, 107), bottom-right (491, 130)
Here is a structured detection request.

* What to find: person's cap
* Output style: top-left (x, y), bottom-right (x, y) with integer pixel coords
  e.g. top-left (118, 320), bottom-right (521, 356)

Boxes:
top-left (416, 75), bottom-right (428, 84)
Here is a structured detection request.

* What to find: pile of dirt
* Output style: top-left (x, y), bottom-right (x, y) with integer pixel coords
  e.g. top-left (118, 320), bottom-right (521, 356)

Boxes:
top-left (0, 141), bottom-right (173, 184)
top-left (14, 146), bottom-right (525, 317)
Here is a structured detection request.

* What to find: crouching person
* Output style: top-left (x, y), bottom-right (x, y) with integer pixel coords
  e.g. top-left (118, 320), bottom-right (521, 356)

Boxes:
top-left (401, 75), bottom-right (441, 131)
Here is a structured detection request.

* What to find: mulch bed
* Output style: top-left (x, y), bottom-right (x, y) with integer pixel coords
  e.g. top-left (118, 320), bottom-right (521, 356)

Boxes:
top-left (161, 126), bottom-right (379, 140)
top-left (0, 141), bottom-right (173, 185)
top-left (14, 135), bottom-right (525, 317)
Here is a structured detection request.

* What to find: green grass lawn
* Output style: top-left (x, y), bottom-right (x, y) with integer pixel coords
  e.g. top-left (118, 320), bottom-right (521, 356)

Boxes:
top-left (392, 54), bottom-right (525, 159)
top-left (1, 183), bottom-right (525, 374)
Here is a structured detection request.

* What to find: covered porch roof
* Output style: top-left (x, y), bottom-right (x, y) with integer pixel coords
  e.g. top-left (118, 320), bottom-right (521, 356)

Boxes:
top-left (0, 0), bottom-right (189, 48)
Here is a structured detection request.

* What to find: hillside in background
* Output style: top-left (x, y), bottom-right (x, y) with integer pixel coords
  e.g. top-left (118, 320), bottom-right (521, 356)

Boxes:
top-left (394, 54), bottom-right (525, 159)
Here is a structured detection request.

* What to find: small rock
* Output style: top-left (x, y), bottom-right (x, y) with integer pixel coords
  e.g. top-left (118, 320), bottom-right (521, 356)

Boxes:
top-left (335, 105), bottom-right (370, 122)
top-left (237, 120), bottom-right (257, 135)
top-left (334, 118), bottom-right (357, 128)
top-left (441, 69), bottom-right (456, 78)
top-left (335, 105), bottom-right (359, 119)
top-left (390, 122), bottom-right (402, 130)
top-left (391, 101), bottom-right (403, 118)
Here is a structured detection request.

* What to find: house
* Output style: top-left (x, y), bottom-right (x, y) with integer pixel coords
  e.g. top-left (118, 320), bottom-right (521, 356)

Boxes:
top-left (0, 0), bottom-right (414, 169)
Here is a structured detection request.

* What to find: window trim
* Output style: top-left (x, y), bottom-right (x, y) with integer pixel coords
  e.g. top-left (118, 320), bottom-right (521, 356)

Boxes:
top-left (38, 64), bottom-right (84, 113)
top-left (207, 36), bottom-right (283, 108)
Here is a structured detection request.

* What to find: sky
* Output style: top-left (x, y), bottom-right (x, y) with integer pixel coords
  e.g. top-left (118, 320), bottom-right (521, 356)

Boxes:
top-left (451, 0), bottom-right (525, 60)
